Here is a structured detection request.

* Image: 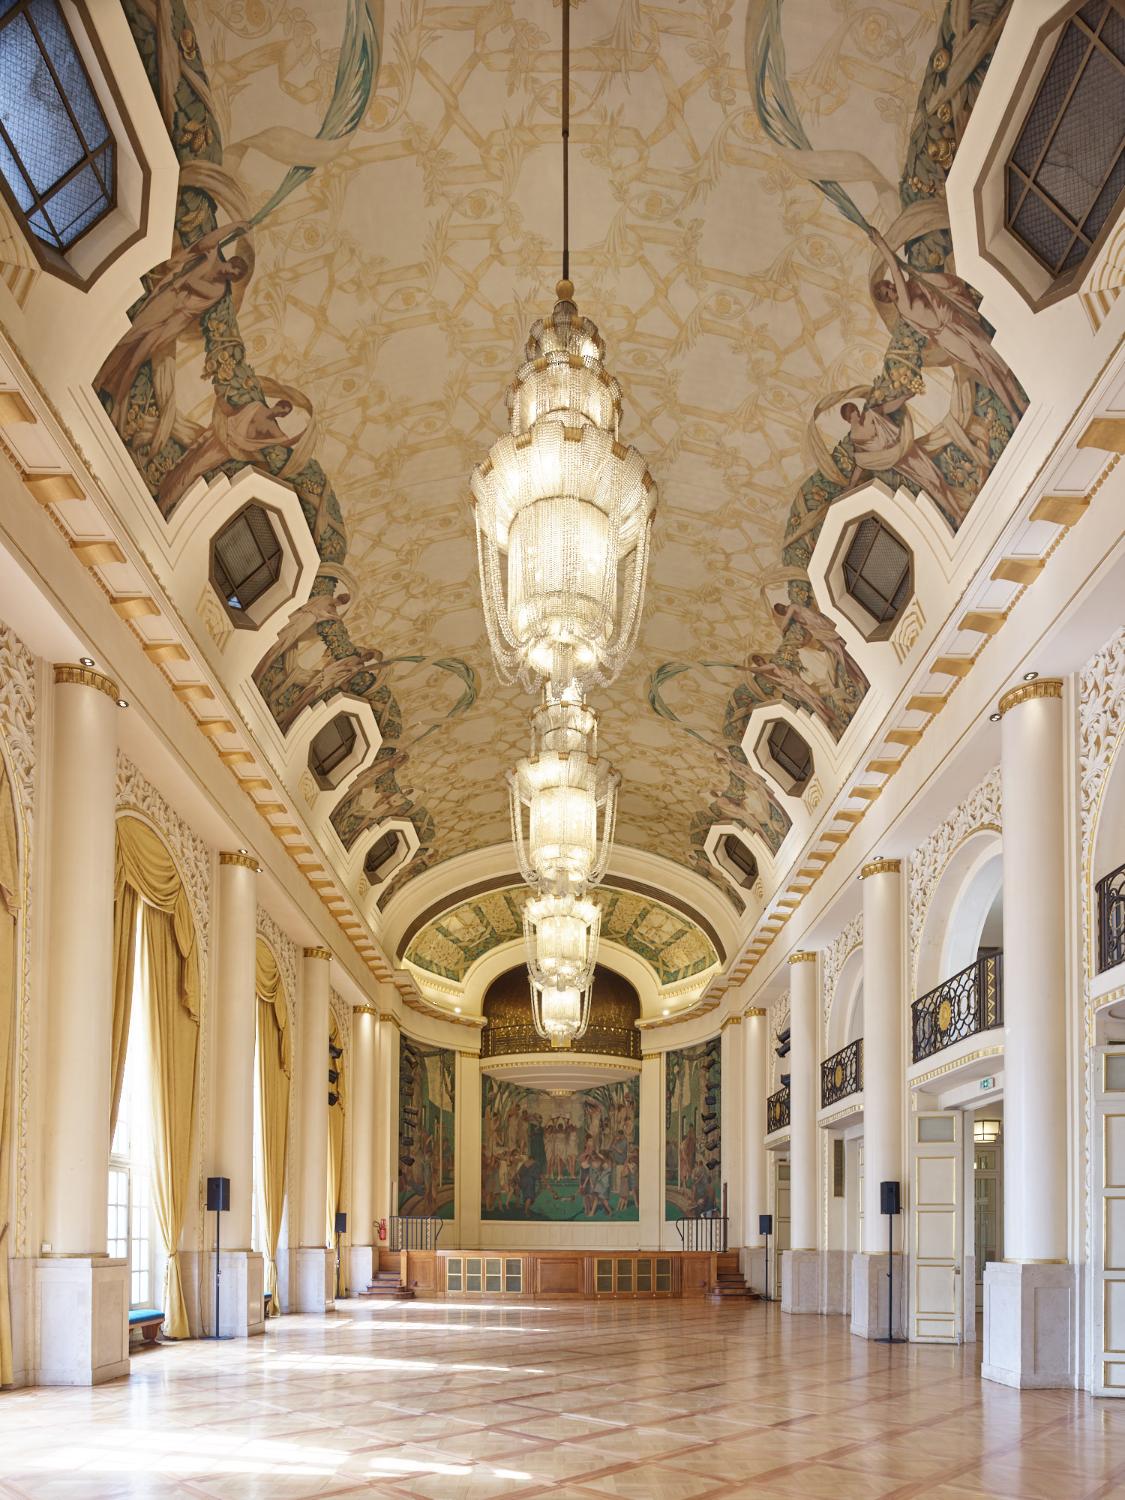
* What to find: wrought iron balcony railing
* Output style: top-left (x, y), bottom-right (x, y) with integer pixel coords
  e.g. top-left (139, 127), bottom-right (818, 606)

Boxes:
top-left (912, 951), bottom-right (1003, 1063)
top-left (821, 1038), bottom-right (863, 1107)
top-left (767, 1084), bottom-right (790, 1134)
top-left (675, 1214), bottom-right (728, 1253)
top-left (389, 1215), bottom-right (445, 1251)
top-left (1098, 862), bottom-right (1125, 973)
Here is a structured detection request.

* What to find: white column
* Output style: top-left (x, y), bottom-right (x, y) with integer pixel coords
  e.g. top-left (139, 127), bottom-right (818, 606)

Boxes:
top-left (209, 852), bottom-right (264, 1335)
top-left (742, 1007), bottom-right (768, 1292)
top-left (720, 1017), bottom-right (744, 1246)
top-left (984, 679), bottom-right (1074, 1388)
top-left (347, 1005), bottom-right (377, 1291)
top-left (456, 1051), bottom-right (481, 1246)
top-left (371, 984), bottom-right (400, 1245)
top-left (782, 951), bottom-right (820, 1312)
top-left (38, 664), bottom-right (129, 1384)
top-left (640, 1052), bottom-right (662, 1248)
top-left (295, 945), bottom-right (332, 1311)
top-left (852, 857), bottom-right (906, 1339)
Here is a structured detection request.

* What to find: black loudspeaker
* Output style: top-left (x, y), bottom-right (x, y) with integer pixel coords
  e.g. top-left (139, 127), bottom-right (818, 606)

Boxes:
top-left (880, 1180), bottom-right (901, 1216)
top-left (758, 1213), bottom-right (773, 1236)
top-left (335, 1211), bottom-right (347, 1234)
top-left (206, 1176), bottom-right (230, 1212)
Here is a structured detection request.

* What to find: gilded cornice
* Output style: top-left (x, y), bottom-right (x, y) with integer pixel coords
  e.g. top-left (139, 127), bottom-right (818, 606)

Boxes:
top-left (720, 1014), bottom-right (742, 1031)
top-left (378, 1010), bottom-right (401, 1028)
top-left (998, 678), bottom-right (1063, 716)
top-left (860, 857), bottom-right (901, 879)
top-left (788, 950), bottom-right (817, 965)
top-left (352, 1003), bottom-right (378, 1017)
top-left (53, 662), bottom-right (118, 701)
top-left (303, 945), bottom-right (332, 961)
top-left (742, 1006), bottom-right (767, 1016)
top-left (220, 850), bottom-right (260, 872)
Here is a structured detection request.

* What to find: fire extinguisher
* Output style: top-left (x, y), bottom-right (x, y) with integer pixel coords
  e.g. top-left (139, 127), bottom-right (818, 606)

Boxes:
top-left (377, 1217), bottom-right (387, 1242)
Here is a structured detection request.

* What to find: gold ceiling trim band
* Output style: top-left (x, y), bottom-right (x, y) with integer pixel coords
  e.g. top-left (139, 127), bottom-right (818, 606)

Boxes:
top-left (53, 662), bottom-right (118, 701)
top-left (997, 678), bottom-right (1064, 717)
top-left (788, 951), bottom-right (816, 965)
top-left (219, 850), bottom-right (259, 872)
top-left (303, 945), bottom-right (332, 961)
top-left (860, 858), bottom-right (901, 879)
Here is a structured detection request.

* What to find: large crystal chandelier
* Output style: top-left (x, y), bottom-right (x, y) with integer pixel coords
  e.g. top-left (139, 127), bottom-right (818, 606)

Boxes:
top-left (471, 0), bottom-right (655, 1048)
top-left (508, 692), bottom-right (619, 893)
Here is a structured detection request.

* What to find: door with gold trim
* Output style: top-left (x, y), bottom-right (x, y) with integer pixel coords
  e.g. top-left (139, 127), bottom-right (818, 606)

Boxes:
top-left (911, 1110), bottom-right (962, 1343)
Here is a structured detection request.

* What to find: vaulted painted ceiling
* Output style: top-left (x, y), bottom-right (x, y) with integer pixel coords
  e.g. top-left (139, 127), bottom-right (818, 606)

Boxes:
top-left (102, 0), bottom-right (1021, 913)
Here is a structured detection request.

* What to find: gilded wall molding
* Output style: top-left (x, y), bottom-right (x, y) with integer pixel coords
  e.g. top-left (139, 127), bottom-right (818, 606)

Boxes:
top-left (0, 622), bottom-right (36, 1256)
top-left (770, 991), bottom-right (790, 1092)
top-left (788, 950), bottom-right (817, 964)
top-left (304, 945), bottom-right (332, 961)
top-left (997, 677), bottom-right (1064, 716)
top-left (860, 857), bottom-right (901, 879)
top-left (909, 1043), bottom-right (1003, 1091)
top-left (219, 850), bottom-right (260, 871)
top-left (52, 662), bottom-right (118, 701)
top-left (742, 1005), bottom-right (766, 1017)
top-left (907, 766), bottom-right (1001, 992)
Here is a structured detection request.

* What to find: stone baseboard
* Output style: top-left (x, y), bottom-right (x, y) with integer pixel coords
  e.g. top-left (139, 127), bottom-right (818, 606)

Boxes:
top-left (781, 1249), bottom-right (821, 1313)
top-left (34, 1256), bottom-right (130, 1385)
top-left (982, 1261), bottom-right (1076, 1388)
top-left (294, 1247), bottom-right (334, 1314)
top-left (348, 1244), bottom-right (374, 1295)
top-left (203, 1249), bottom-right (266, 1337)
top-left (851, 1251), bottom-right (907, 1340)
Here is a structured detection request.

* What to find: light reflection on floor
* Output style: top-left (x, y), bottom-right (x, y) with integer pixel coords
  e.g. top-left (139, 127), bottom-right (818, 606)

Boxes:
top-left (1, 1296), bottom-right (1124, 1498)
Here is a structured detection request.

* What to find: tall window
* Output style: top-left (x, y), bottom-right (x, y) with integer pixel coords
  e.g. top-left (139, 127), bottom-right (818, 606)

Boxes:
top-left (107, 923), bottom-right (158, 1310)
top-left (0, 0), bottom-right (116, 251)
top-left (1005, 1), bottom-right (1125, 280)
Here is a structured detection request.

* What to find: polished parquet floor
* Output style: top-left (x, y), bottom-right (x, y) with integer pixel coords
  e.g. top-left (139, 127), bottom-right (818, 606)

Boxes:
top-left (2, 1297), bottom-right (1125, 1499)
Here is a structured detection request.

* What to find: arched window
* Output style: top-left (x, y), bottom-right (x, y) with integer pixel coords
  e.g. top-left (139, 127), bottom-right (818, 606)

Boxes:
top-left (0, 0), bottom-right (115, 252)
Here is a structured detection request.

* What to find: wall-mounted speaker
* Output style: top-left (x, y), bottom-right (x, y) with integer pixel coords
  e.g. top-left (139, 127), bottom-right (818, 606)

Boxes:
top-left (335, 1211), bottom-right (347, 1235)
top-left (880, 1180), bottom-right (901, 1216)
top-left (206, 1176), bottom-right (230, 1212)
top-left (758, 1213), bottom-right (773, 1236)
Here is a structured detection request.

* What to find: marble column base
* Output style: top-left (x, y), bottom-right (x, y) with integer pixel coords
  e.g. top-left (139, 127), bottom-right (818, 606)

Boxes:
top-left (740, 1246), bottom-right (767, 1297)
top-left (821, 1249), bottom-right (852, 1316)
top-left (204, 1250), bottom-right (265, 1337)
top-left (294, 1247), bottom-right (335, 1313)
top-left (781, 1249), bottom-right (821, 1313)
top-left (982, 1261), bottom-right (1076, 1388)
top-left (34, 1257), bottom-right (130, 1385)
top-left (851, 1252), bottom-right (906, 1340)
top-left (348, 1244), bottom-right (374, 1295)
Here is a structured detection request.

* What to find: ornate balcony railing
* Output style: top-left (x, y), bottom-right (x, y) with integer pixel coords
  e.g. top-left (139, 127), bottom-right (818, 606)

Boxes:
top-left (767, 1085), bottom-right (790, 1133)
top-left (675, 1214), bottom-right (728, 1253)
top-left (1098, 862), bottom-right (1125, 973)
top-left (821, 1038), bottom-right (863, 1108)
top-left (389, 1215), bottom-right (445, 1251)
top-left (912, 951), bottom-right (1003, 1063)
top-left (481, 1018), bottom-right (641, 1059)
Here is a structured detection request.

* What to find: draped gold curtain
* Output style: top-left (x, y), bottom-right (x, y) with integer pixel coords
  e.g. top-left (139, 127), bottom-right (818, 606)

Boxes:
top-left (0, 757), bottom-right (19, 1386)
top-left (110, 815), bottom-right (201, 1337)
top-left (327, 1013), bottom-right (346, 1295)
top-left (255, 938), bottom-right (289, 1314)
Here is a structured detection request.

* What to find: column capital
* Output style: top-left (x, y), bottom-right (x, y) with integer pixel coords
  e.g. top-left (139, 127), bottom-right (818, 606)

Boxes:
top-left (860, 857), bottom-right (901, 879)
top-left (352, 1003), bottom-right (378, 1017)
top-left (743, 1006), bottom-right (767, 1016)
top-left (303, 945), bottom-right (332, 961)
top-left (219, 850), bottom-right (260, 872)
top-left (378, 1010), bottom-right (401, 1028)
top-left (998, 678), bottom-right (1063, 717)
top-left (788, 950), bottom-right (817, 965)
top-left (720, 1014), bottom-right (742, 1031)
top-left (53, 662), bottom-right (118, 701)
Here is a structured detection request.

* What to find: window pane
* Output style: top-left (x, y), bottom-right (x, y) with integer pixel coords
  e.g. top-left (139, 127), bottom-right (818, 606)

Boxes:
top-left (1037, 48), bottom-right (1125, 221)
top-left (1012, 24), bottom-right (1087, 174)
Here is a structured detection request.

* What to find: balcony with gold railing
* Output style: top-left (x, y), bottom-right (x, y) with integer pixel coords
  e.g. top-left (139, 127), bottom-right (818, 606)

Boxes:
top-left (821, 1038), bottom-right (863, 1108)
top-left (911, 951), bottom-right (1003, 1063)
top-left (767, 1085), bottom-right (790, 1134)
top-left (1097, 862), bottom-right (1125, 973)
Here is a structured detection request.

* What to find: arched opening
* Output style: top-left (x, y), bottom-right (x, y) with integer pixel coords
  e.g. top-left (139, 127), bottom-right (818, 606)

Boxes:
top-left (481, 963), bottom-right (641, 1059)
top-left (1093, 732), bottom-right (1125, 973)
top-left (915, 831), bottom-right (1003, 999)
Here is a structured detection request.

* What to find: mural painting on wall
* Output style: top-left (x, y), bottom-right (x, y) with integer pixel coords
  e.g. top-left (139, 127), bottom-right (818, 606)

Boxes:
top-left (102, 0), bottom-right (1023, 910)
top-left (665, 1038), bottom-right (721, 1220)
top-left (398, 1037), bottom-right (455, 1218)
top-left (482, 1075), bottom-right (639, 1222)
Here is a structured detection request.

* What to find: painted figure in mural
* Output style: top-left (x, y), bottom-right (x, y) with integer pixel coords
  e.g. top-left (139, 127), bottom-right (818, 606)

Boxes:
top-left (156, 395), bottom-right (305, 517)
top-left (665, 1037), bottom-right (721, 1220)
top-left (96, 221), bottom-right (251, 428)
top-left (398, 1039), bottom-right (455, 1218)
top-left (838, 397), bottom-right (973, 525)
top-left (867, 229), bottom-right (1027, 420)
top-left (746, 654), bottom-right (849, 739)
top-left (771, 600), bottom-right (864, 695)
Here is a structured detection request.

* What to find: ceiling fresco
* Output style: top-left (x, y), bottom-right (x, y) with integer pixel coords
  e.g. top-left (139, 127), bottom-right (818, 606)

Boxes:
top-left (100, 0), bottom-right (1022, 910)
top-left (404, 884), bottom-right (719, 987)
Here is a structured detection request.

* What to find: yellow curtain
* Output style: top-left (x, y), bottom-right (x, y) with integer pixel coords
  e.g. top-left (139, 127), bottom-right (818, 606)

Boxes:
top-left (139, 905), bottom-right (198, 1338)
top-left (256, 939), bottom-right (289, 1314)
top-left (327, 1013), bottom-right (346, 1294)
top-left (0, 757), bottom-right (19, 1387)
top-left (112, 815), bottom-right (201, 1337)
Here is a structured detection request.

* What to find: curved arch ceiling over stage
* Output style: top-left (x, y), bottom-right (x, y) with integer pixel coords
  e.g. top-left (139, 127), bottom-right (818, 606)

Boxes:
top-left (101, 0), bottom-right (1022, 913)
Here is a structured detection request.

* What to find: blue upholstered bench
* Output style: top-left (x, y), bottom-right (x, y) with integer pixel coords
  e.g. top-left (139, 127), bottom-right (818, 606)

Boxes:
top-left (129, 1308), bottom-right (164, 1344)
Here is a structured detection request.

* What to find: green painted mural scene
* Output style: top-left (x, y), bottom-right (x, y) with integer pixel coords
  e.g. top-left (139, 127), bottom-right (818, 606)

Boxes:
top-left (665, 1038), bottom-right (722, 1221)
top-left (398, 1037), bottom-right (455, 1218)
top-left (482, 1075), bottom-right (640, 1222)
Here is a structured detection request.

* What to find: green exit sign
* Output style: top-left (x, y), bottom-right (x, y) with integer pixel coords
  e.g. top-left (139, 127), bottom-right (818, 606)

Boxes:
top-left (980, 1077), bottom-right (996, 1091)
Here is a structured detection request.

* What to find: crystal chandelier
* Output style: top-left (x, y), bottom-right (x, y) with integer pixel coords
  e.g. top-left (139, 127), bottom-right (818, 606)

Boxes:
top-left (530, 980), bottom-right (592, 1049)
top-left (524, 890), bottom-right (601, 992)
top-left (508, 692), bottom-right (619, 893)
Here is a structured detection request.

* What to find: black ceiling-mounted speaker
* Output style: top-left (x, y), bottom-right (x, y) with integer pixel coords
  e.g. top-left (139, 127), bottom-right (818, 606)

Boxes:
top-left (206, 1176), bottom-right (230, 1212)
top-left (335, 1211), bottom-right (347, 1234)
top-left (880, 1180), bottom-right (901, 1216)
top-left (759, 1213), bottom-right (773, 1236)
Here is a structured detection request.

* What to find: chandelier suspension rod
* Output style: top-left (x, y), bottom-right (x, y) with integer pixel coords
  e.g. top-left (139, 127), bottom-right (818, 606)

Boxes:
top-left (562, 0), bottom-right (570, 284)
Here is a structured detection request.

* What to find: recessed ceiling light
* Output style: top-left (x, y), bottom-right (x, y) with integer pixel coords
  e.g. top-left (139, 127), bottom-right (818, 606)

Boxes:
top-left (453, 1005), bottom-right (461, 1014)
top-left (1023, 670), bottom-right (1038, 682)
top-left (238, 848), bottom-right (247, 855)
top-left (662, 1007), bottom-right (670, 1016)
top-left (116, 698), bottom-right (129, 709)
top-left (989, 711), bottom-right (1001, 722)
top-left (79, 656), bottom-right (95, 667)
